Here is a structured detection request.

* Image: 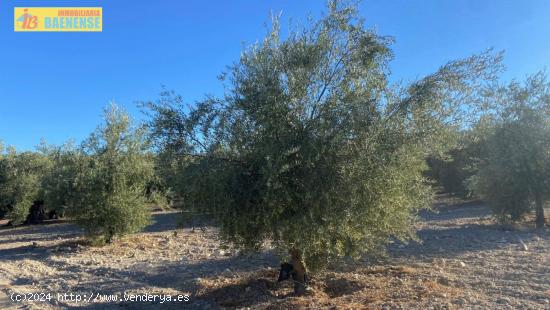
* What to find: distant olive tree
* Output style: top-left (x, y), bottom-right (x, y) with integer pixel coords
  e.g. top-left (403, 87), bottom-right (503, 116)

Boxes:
top-left (145, 1), bottom-right (501, 294)
top-left (0, 145), bottom-right (51, 224)
top-left (0, 143), bottom-right (10, 219)
top-left (40, 141), bottom-right (82, 218)
top-left (471, 73), bottom-right (549, 228)
top-left (426, 119), bottom-right (492, 198)
top-left (71, 104), bottom-right (153, 243)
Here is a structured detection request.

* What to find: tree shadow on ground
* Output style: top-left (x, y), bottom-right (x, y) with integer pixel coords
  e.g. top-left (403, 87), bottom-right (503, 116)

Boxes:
top-left (48, 251), bottom-right (280, 309)
top-left (189, 275), bottom-right (281, 309)
top-left (323, 277), bottom-right (364, 298)
top-left (0, 220), bottom-right (78, 237)
top-left (391, 203), bottom-right (549, 260)
top-left (143, 211), bottom-right (215, 233)
top-left (143, 211), bottom-right (181, 233)
top-left (0, 228), bottom-right (81, 247)
top-left (0, 211), bottom-right (188, 248)
top-left (418, 200), bottom-right (492, 222)
top-left (0, 211), bottom-right (207, 268)
top-left (2, 204), bottom-right (548, 309)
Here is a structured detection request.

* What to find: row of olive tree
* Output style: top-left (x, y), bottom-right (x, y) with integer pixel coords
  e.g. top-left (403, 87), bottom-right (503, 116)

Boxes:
top-left (426, 72), bottom-right (549, 228)
top-left (0, 104), bottom-right (155, 243)
top-left (143, 1), bottom-right (501, 295)
top-left (469, 73), bottom-right (549, 228)
top-left (425, 127), bottom-right (484, 197)
top-left (0, 143), bottom-right (51, 223)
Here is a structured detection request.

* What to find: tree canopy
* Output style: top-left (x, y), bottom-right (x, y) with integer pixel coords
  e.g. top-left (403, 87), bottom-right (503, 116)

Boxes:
top-left (471, 72), bottom-right (550, 227)
top-left (145, 1), bottom-right (502, 293)
top-left (70, 104), bottom-right (154, 243)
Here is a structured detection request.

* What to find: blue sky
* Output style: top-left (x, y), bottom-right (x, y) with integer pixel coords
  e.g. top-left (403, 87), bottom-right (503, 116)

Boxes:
top-left (1, 0), bottom-right (549, 151)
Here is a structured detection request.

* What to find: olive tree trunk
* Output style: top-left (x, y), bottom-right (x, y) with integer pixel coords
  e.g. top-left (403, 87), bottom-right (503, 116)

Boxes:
top-left (289, 248), bottom-right (307, 295)
top-left (535, 193), bottom-right (545, 229)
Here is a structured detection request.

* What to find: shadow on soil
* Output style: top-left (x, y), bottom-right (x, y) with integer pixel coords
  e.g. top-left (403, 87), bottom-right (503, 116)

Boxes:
top-left (391, 203), bottom-right (549, 260)
top-left (1, 203), bottom-right (548, 309)
top-left (38, 250), bottom-right (279, 309)
top-left (0, 211), bottom-right (190, 262)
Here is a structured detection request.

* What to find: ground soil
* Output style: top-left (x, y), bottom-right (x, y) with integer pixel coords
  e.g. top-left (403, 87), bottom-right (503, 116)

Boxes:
top-left (0, 200), bottom-right (548, 309)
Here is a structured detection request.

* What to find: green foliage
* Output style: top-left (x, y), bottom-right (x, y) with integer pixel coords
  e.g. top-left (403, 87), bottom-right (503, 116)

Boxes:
top-left (70, 104), bottom-right (153, 243)
top-left (0, 147), bottom-right (52, 224)
top-left (426, 122), bottom-right (489, 198)
top-left (147, 189), bottom-right (171, 210)
top-left (0, 105), bottom-right (161, 238)
top-left (37, 141), bottom-right (80, 217)
top-left (471, 73), bottom-right (550, 224)
top-left (146, 1), bottom-right (500, 271)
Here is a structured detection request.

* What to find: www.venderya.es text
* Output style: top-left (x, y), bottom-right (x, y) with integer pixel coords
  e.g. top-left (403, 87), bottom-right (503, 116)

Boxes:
top-left (10, 291), bottom-right (190, 304)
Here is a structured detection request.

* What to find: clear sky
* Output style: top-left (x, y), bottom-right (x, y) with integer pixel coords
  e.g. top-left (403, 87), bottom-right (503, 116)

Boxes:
top-left (1, 0), bottom-right (549, 151)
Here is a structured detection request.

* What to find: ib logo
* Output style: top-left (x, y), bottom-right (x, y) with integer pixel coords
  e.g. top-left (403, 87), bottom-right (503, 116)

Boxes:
top-left (16, 8), bottom-right (38, 30)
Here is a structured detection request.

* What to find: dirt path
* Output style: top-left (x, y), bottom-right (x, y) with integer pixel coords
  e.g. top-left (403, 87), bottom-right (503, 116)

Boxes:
top-left (0, 204), bottom-right (548, 309)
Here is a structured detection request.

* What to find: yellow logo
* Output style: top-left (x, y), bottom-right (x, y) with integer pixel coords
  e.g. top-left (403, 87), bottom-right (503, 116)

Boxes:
top-left (14, 7), bottom-right (102, 32)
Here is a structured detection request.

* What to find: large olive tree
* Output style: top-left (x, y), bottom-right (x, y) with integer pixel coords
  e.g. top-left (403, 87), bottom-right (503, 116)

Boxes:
top-left (145, 1), bottom-right (500, 294)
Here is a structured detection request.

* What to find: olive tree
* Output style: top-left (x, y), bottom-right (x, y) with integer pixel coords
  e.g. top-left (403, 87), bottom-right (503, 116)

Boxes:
top-left (0, 142), bottom-right (10, 219)
top-left (0, 145), bottom-right (52, 224)
top-left (39, 141), bottom-right (82, 218)
top-left (426, 119), bottom-right (492, 198)
top-left (472, 73), bottom-right (549, 228)
top-left (145, 1), bottom-right (501, 294)
top-left (71, 104), bottom-right (153, 243)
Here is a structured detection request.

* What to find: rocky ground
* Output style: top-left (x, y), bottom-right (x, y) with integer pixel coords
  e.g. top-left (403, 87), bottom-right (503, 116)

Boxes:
top-left (0, 201), bottom-right (548, 309)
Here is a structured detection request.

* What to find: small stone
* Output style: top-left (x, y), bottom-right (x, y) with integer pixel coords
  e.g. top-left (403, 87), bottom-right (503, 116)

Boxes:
top-left (453, 298), bottom-right (466, 305)
top-left (459, 261), bottom-right (466, 267)
top-left (496, 297), bottom-right (509, 304)
top-left (541, 299), bottom-right (549, 304)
